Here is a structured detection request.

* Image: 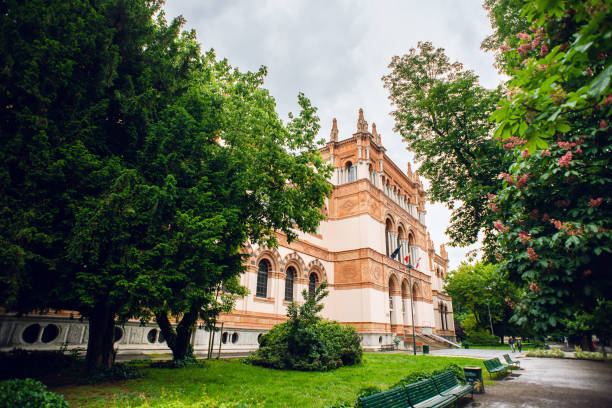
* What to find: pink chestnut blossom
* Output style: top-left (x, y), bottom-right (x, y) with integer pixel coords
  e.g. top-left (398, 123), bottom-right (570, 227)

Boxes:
top-left (558, 150), bottom-right (572, 167)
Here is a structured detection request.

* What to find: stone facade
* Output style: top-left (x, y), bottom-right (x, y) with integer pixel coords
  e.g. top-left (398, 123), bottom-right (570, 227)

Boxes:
top-left (0, 109), bottom-right (455, 354)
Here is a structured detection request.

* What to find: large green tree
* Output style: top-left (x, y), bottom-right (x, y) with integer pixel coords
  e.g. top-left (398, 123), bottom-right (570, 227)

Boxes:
top-left (0, 0), bottom-right (331, 370)
top-left (488, 0), bottom-right (611, 334)
top-left (383, 42), bottom-right (507, 246)
top-left (444, 262), bottom-right (522, 343)
top-left (1, 0), bottom-right (194, 370)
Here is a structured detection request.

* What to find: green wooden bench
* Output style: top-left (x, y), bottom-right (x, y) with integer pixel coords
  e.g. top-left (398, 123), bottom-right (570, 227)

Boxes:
top-left (404, 378), bottom-right (456, 408)
top-left (432, 371), bottom-right (474, 401)
top-left (503, 353), bottom-right (520, 369)
top-left (358, 386), bottom-right (411, 408)
top-left (483, 358), bottom-right (509, 379)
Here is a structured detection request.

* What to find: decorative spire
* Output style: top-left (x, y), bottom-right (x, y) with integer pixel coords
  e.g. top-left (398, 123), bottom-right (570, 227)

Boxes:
top-left (406, 162), bottom-right (412, 177)
top-left (357, 108), bottom-right (368, 133)
top-left (330, 118), bottom-right (338, 142)
top-left (371, 122), bottom-right (378, 136)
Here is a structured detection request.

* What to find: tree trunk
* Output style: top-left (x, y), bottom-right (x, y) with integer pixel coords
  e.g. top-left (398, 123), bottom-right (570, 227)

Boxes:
top-left (85, 303), bottom-right (117, 372)
top-left (156, 307), bottom-right (199, 360)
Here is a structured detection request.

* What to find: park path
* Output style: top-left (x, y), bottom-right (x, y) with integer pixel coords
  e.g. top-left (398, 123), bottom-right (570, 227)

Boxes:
top-left (430, 348), bottom-right (612, 407)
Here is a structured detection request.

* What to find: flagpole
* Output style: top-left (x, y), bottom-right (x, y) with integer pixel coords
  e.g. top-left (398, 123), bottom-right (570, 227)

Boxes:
top-left (406, 256), bottom-right (417, 355)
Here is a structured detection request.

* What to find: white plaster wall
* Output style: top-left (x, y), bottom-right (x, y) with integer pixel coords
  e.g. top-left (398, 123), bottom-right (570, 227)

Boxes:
top-left (318, 215), bottom-right (384, 253)
top-left (414, 301), bottom-right (435, 328)
top-left (323, 287), bottom-right (388, 324)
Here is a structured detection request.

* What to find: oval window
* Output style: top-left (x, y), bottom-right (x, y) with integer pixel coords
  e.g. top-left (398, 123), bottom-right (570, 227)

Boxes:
top-left (158, 331), bottom-right (165, 343)
top-left (147, 329), bottom-right (158, 343)
top-left (231, 333), bottom-right (239, 344)
top-left (41, 324), bottom-right (60, 343)
top-left (22, 324), bottom-right (41, 344)
top-left (114, 327), bottom-right (124, 342)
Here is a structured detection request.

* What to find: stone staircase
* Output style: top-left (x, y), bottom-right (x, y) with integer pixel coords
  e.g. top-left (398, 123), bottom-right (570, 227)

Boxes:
top-left (400, 331), bottom-right (458, 351)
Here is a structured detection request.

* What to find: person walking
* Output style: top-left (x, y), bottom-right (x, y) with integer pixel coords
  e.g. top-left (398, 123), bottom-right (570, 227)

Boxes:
top-left (517, 338), bottom-right (522, 353)
top-left (509, 337), bottom-right (515, 352)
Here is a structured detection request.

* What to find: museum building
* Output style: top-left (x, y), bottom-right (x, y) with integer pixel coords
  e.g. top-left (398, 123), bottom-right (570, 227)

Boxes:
top-left (0, 109), bottom-right (456, 354)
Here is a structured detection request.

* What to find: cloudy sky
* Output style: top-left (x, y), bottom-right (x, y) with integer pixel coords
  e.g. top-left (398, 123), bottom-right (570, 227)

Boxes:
top-left (164, 0), bottom-right (503, 270)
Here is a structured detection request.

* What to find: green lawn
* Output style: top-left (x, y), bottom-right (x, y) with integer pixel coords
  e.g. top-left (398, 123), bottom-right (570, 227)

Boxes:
top-left (53, 354), bottom-right (486, 407)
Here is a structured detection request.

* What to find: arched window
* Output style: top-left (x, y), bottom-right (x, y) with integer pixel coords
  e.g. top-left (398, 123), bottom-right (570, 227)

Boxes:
top-left (308, 272), bottom-right (319, 298)
top-left (397, 226), bottom-right (405, 263)
top-left (440, 302), bottom-right (445, 330)
top-left (256, 259), bottom-right (270, 298)
top-left (346, 161), bottom-right (355, 182)
top-left (285, 266), bottom-right (295, 302)
top-left (385, 219), bottom-right (393, 256)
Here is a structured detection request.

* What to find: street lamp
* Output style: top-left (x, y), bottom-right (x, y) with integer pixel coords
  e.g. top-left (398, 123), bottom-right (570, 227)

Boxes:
top-left (485, 285), bottom-right (494, 336)
top-left (406, 258), bottom-right (417, 355)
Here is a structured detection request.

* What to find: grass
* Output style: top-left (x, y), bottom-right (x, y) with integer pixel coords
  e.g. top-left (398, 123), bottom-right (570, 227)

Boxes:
top-left (53, 354), bottom-right (487, 407)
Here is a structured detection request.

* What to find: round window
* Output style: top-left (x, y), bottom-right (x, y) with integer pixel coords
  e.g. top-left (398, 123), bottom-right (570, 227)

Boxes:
top-left (41, 324), bottom-right (59, 343)
top-left (22, 324), bottom-right (41, 344)
top-left (231, 333), bottom-right (239, 344)
top-left (222, 332), bottom-right (228, 344)
top-left (257, 333), bottom-right (263, 344)
top-left (378, 336), bottom-right (383, 344)
top-left (114, 327), bottom-right (123, 342)
top-left (147, 329), bottom-right (158, 343)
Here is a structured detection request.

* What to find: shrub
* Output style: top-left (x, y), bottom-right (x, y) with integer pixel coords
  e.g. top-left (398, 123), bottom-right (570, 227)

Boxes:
top-left (76, 363), bottom-right (143, 384)
top-left (150, 356), bottom-right (204, 368)
top-left (525, 348), bottom-right (564, 358)
top-left (574, 346), bottom-right (604, 361)
top-left (0, 348), bottom-right (82, 381)
top-left (0, 378), bottom-right (68, 408)
top-left (465, 329), bottom-right (498, 346)
top-left (246, 282), bottom-right (363, 371)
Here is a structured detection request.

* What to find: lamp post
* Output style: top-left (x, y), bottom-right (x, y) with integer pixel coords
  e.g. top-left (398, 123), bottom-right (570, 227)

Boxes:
top-left (485, 285), bottom-right (494, 336)
top-left (407, 258), bottom-right (417, 355)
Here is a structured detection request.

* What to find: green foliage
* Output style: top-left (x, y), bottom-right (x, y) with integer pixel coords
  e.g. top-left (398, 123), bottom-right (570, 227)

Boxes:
top-left (481, 0), bottom-right (531, 73)
top-left (76, 363), bottom-right (143, 385)
top-left (465, 329), bottom-right (499, 346)
top-left (487, 0), bottom-right (612, 334)
top-left (0, 0), bottom-right (331, 369)
top-left (574, 346), bottom-right (604, 361)
top-left (525, 348), bottom-right (565, 358)
top-left (247, 282), bottom-right (363, 371)
top-left (0, 348), bottom-right (82, 382)
top-left (383, 42), bottom-right (506, 245)
top-left (444, 262), bottom-right (522, 339)
top-left (150, 356), bottom-right (204, 369)
top-left (0, 378), bottom-right (68, 408)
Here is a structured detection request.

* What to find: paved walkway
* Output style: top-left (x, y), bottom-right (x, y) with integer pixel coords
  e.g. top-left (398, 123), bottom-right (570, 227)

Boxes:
top-left (428, 349), bottom-right (612, 408)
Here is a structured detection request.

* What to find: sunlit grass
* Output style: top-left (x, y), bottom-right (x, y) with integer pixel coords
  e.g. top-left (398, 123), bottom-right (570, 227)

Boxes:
top-left (54, 353), bottom-right (487, 407)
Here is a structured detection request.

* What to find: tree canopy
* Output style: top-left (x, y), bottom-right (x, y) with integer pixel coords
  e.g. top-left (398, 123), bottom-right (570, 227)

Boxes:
top-left (0, 0), bottom-right (331, 370)
top-left (383, 42), bottom-right (507, 246)
top-left (488, 0), bottom-right (612, 334)
top-left (444, 262), bottom-right (522, 342)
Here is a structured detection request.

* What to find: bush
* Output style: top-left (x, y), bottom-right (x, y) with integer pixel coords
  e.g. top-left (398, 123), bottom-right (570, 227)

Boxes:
top-left (150, 356), bottom-right (204, 368)
top-left (465, 329), bottom-right (498, 346)
top-left (574, 346), bottom-right (604, 361)
top-left (246, 282), bottom-right (363, 371)
top-left (76, 363), bottom-right (143, 384)
top-left (0, 348), bottom-right (82, 381)
top-left (0, 378), bottom-right (68, 408)
top-left (525, 348), bottom-right (564, 358)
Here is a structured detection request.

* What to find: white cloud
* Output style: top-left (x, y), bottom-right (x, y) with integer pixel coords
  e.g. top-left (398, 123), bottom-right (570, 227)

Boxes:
top-left (164, 0), bottom-right (503, 270)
